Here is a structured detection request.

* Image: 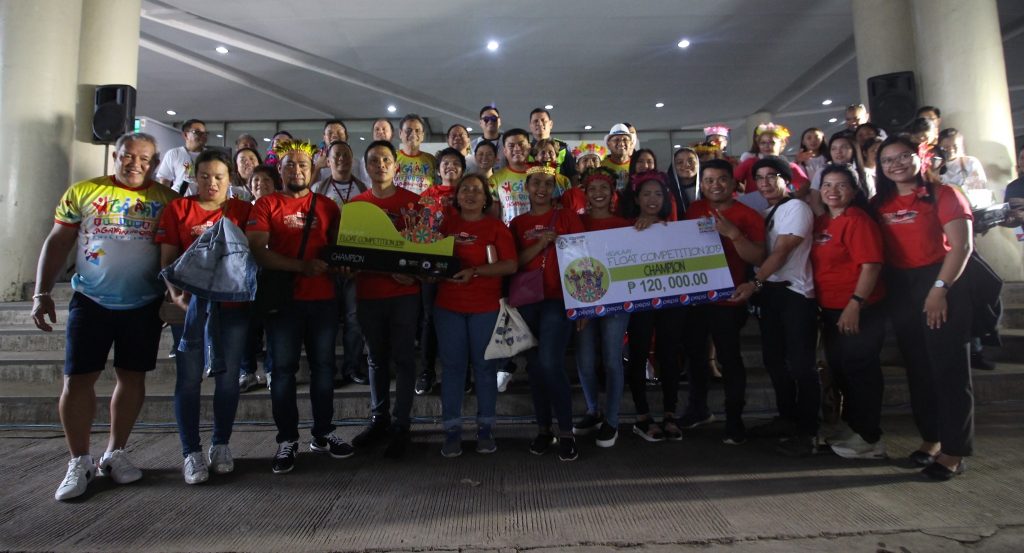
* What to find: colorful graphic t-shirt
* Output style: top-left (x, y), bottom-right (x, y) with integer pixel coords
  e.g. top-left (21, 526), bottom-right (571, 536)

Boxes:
top-left (155, 197), bottom-right (252, 250)
top-left (247, 192), bottom-right (341, 301)
top-left (54, 176), bottom-right (178, 309)
top-left (510, 208), bottom-right (585, 300)
top-left (436, 214), bottom-right (517, 314)
top-left (873, 183), bottom-right (973, 269)
top-left (810, 207), bottom-right (886, 309)
top-left (394, 150), bottom-right (437, 195)
top-left (154, 146), bottom-right (200, 195)
top-left (490, 166), bottom-right (530, 226)
top-left (349, 188), bottom-right (422, 300)
top-left (600, 157), bottom-right (631, 191)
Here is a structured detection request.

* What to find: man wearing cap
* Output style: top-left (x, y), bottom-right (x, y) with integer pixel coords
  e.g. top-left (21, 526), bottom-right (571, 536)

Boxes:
top-left (528, 108), bottom-right (575, 181)
top-left (601, 124), bottom-right (634, 191)
top-left (731, 155), bottom-right (819, 458)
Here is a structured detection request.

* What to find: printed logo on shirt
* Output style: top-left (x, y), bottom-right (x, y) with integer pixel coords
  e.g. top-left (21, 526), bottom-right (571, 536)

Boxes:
top-left (283, 211), bottom-right (319, 229)
top-left (453, 231), bottom-right (478, 245)
top-left (84, 245), bottom-right (106, 266)
top-left (190, 221), bottom-right (215, 237)
top-left (813, 230), bottom-right (833, 245)
top-left (523, 225), bottom-right (548, 240)
top-left (882, 209), bottom-right (918, 225)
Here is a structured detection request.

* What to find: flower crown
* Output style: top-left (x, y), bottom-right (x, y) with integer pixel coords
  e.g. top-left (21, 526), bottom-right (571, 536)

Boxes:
top-left (755, 123), bottom-right (790, 140)
top-left (572, 142), bottom-right (608, 161)
top-left (630, 170), bottom-right (667, 190)
top-left (526, 163), bottom-right (558, 176)
top-left (582, 171), bottom-right (616, 189)
top-left (273, 139), bottom-right (318, 160)
top-left (704, 125), bottom-right (730, 138)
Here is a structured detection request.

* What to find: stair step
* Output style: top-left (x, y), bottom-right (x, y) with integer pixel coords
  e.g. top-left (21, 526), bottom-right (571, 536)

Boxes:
top-left (21, 282), bottom-right (74, 302)
top-left (0, 302), bottom-right (70, 326)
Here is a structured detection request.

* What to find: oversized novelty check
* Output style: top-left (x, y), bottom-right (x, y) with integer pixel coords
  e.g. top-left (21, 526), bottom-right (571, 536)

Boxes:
top-left (554, 219), bottom-right (734, 319)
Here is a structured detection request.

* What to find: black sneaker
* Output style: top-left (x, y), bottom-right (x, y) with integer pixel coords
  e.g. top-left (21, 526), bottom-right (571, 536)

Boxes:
top-left (723, 418), bottom-right (747, 445)
top-left (272, 441), bottom-right (298, 474)
top-left (572, 413), bottom-right (604, 436)
top-left (310, 433), bottom-right (354, 459)
top-left (970, 353), bottom-right (995, 371)
top-left (352, 418), bottom-right (391, 448)
top-left (558, 437), bottom-right (580, 461)
top-left (383, 427), bottom-right (410, 459)
top-left (632, 418), bottom-right (665, 442)
top-left (595, 423), bottom-right (618, 448)
top-left (748, 416), bottom-right (797, 439)
top-left (677, 410), bottom-right (716, 429)
top-left (529, 433), bottom-right (557, 455)
top-left (351, 371), bottom-right (369, 385)
top-left (775, 435), bottom-right (816, 457)
top-left (415, 372), bottom-right (434, 395)
top-left (661, 416), bottom-right (683, 441)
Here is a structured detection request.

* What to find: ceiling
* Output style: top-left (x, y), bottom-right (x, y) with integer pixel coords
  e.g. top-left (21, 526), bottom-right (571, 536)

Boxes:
top-left (136, 0), bottom-right (1024, 149)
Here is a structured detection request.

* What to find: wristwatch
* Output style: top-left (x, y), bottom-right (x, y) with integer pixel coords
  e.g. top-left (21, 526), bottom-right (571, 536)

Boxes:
top-left (933, 279), bottom-right (948, 289)
top-left (850, 294), bottom-right (865, 306)
top-left (751, 279), bottom-right (764, 292)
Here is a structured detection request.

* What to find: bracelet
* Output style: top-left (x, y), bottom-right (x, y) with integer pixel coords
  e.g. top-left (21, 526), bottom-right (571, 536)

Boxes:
top-left (850, 294), bottom-right (866, 306)
top-left (751, 279), bottom-right (764, 292)
top-left (32, 292), bottom-right (51, 299)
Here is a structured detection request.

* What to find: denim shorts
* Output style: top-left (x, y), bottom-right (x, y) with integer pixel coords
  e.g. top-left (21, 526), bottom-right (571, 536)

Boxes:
top-left (64, 292), bottom-right (164, 375)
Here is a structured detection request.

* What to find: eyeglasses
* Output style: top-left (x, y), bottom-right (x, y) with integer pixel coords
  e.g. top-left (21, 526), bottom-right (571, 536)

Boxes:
top-left (481, 115), bottom-right (498, 123)
top-left (753, 173), bottom-right (781, 183)
top-left (187, 130), bottom-right (208, 137)
top-left (879, 152), bottom-right (917, 166)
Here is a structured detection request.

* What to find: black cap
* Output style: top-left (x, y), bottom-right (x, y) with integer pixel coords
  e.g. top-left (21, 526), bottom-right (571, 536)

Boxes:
top-left (751, 155), bottom-right (792, 183)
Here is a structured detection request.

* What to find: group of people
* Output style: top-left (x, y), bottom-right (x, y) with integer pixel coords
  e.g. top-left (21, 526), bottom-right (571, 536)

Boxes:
top-left (31, 100), bottom-right (1022, 502)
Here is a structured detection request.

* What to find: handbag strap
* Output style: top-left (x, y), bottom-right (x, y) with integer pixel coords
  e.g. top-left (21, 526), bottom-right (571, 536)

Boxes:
top-left (765, 197), bottom-right (791, 232)
top-left (539, 209), bottom-right (559, 270)
top-left (296, 192), bottom-right (318, 260)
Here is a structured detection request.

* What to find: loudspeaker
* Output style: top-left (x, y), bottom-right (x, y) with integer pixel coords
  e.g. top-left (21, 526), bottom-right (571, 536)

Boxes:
top-left (92, 84), bottom-right (137, 143)
top-left (867, 72), bottom-right (918, 135)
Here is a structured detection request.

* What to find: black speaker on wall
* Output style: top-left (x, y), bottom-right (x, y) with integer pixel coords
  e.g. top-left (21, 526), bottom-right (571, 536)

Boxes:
top-left (92, 84), bottom-right (137, 143)
top-left (867, 71), bottom-right (918, 135)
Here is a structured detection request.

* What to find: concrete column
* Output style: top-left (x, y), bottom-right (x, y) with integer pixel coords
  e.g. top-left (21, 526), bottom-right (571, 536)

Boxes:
top-left (72, 0), bottom-right (142, 184)
top-left (851, 0), bottom-right (917, 107)
top-left (911, 0), bottom-right (1022, 280)
top-left (0, 1), bottom-right (83, 301)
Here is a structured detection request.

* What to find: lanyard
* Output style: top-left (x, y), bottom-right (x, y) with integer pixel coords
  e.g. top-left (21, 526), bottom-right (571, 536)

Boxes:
top-left (330, 179), bottom-right (355, 203)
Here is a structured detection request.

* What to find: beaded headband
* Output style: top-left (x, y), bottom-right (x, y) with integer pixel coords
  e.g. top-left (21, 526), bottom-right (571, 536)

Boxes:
top-left (526, 163), bottom-right (558, 176)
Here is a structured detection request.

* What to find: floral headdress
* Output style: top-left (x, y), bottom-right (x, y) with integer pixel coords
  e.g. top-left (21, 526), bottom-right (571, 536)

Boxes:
top-left (273, 139), bottom-right (318, 160)
top-left (755, 123), bottom-right (790, 140)
top-left (572, 142), bottom-right (608, 162)
top-left (703, 125), bottom-right (730, 138)
top-left (526, 163), bottom-right (558, 177)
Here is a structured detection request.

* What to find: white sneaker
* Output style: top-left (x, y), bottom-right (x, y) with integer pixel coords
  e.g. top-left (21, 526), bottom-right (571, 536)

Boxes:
top-left (239, 373), bottom-right (259, 392)
top-left (183, 452), bottom-right (209, 485)
top-left (98, 449), bottom-right (143, 484)
top-left (831, 434), bottom-right (887, 459)
top-left (55, 456), bottom-right (95, 501)
top-left (208, 444), bottom-right (234, 474)
top-left (496, 371), bottom-right (513, 393)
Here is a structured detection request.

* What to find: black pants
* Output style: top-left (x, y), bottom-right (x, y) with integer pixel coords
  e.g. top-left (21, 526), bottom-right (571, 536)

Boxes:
top-left (359, 294), bottom-right (419, 429)
top-left (758, 286), bottom-right (820, 437)
top-left (627, 307), bottom-right (685, 416)
top-left (682, 304), bottom-right (748, 423)
top-left (887, 264), bottom-right (974, 456)
top-left (419, 283), bottom-right (439, 379)
top-left (821, 304), bottom-right (885, 443)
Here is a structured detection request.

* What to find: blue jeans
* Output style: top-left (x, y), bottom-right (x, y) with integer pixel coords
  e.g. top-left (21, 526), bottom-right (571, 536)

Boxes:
top-left (575, 312), bottom-right (629, 427)
top-left (434, 306), bottom-right (499, 432)
top-left (173, 304), bottom-right (248, 456)
top-left (358, 294), bottom-right (419, 428)
top-left (265, 299), bottom-right (338, 443)
top-left (337, 276), bottom-right (364, 378)
top-left (517, 299), bottom-right (574, 433)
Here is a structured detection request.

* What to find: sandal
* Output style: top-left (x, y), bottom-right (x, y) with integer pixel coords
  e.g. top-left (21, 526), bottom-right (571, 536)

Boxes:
top-left (632, 418), bottom-right (665, 442)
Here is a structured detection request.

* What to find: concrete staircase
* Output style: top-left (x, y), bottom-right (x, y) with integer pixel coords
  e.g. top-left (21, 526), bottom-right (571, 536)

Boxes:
top-left (1, 282), bottom-right (1023, 426)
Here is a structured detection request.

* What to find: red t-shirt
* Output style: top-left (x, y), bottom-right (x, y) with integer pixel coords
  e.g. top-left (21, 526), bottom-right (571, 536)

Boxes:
top-left (873, 184), bottom-right (973, 269)
top-left (581, 214), bottom-right (632, 232)
top-left (436, 214), bottom-right (517, 313)
top-left (560, 187), bottom-right (587, 215)
top-left (349, 187), bottom-right (422, 300)
top-left (247, 192), bottom-right (341, 301)
top-left (810, 207), bottom-right (886, 309)
top-left (418, 184), bottom-right (457, 222)
top-left (156, 197), bottom-right (252, 250)
top-left (685, 200), bottom-right (765, 290)
top-left (735, 157), bottom-right (810, 193)
top-left (510, 208), bottom-right (585, 300)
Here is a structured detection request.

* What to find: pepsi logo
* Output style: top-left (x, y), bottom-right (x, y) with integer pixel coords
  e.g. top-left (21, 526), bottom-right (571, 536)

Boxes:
top-left (566, 309), bottom-right (578, 320)
top-left (708, 290), bottom-right (718, 301)
top-left (678, 294), bottom-right (690, 305)
top-left (595, 306), bottom-right (606, 317)
top-left (652, 298), bottom-right (663, 309)
top-left (623, 301), bottom-right (634, 312)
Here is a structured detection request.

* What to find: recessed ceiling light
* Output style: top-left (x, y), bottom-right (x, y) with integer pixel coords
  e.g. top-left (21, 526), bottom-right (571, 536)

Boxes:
top-left (386, 105), bottom-right (397, 113)
top-left (584, 125), bottom-right (593, 130)
top-left (822, 99), bottom-right (833, 106)
top-left (828, 117), bottom-right (838, 123)
top-left (466, 127), bottom-right (473, 132)
top-left (677, 39), bottom-right (690, 49)
top-left (359, 137), bottom-right (365, 141)
top-left (674, 144), bottom-right (681, 148)
top-left (544, 104), bottom-right (554, 110)
top-left (165, 110), bottom-right (176, 115)
top-left (216, 134), bottom-right (223, 138)
top-left (486, 40), bottom-right (499, 51)
top-left (215, 46), bottom-right (229, 54)
top-left (655, 102), bottom-right (665, 108)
